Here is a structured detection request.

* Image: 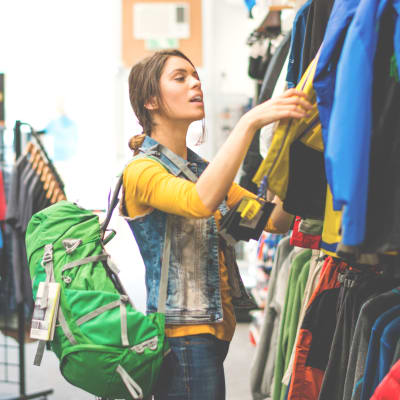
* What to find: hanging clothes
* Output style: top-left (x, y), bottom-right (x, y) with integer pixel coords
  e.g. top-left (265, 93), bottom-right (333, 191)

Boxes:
top-left (241, 31), bottom-right (290, 194)
top-left (358, 12), bottom-right (400, 253)
top-left (258, 32), bottom-right (292, 103)
top-left (359, 301), bottom-right (400, 399)
top-left (250, 237), bottom-right (294, 400)
top-left (286, 0), bottom-right (312, 88)
top-left (286, 256), bottom-right (347, 399)
top-left (371, 359), bottom-right (400, 399)
top-left (324, 0), bottom-right (400, 247)
top-left (289, 216), bottom-right (321, 249)
top-left (318, 273), bottom-right (400, 400)
top-left (300, 0), bottom-right (335, 75)
top-left (253, 55), bottom-right (326, 220)
top-left (281, 249), bottom-right (322, 386)
top-left (343, 287), bottom-right (400, 400)
top-left (0, 167), bottom-right (16, 318)
top-left (5, 140), bottom-right (66, 313)
top-left (313, 0), bottom-right (361, 147)
top-left (271, 249), bottom-right (311, 400)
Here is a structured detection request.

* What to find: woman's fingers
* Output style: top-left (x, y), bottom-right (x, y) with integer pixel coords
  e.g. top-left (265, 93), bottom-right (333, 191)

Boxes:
top-left (279, 88), bottom-right (308, 99)
top-left (274, 104), bottom-right (309, 119)
top-left (275, 95), bottom-right (313, 110)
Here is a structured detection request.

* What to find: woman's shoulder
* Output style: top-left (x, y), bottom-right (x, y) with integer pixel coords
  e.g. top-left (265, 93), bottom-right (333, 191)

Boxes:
top-left (124, 155), bottom-right (168, 176)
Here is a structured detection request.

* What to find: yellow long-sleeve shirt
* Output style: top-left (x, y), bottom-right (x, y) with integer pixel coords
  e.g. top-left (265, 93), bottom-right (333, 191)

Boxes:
top-left (123, 157), bottom-right (257, 342)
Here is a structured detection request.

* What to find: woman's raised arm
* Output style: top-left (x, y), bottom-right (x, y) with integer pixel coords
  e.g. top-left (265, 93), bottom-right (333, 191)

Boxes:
top-left (196, 89), bottom-right (312, 212)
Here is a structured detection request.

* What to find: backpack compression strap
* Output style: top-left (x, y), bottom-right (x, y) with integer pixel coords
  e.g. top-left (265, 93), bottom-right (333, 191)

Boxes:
top-left (34, 244), bottom-right (78, 366)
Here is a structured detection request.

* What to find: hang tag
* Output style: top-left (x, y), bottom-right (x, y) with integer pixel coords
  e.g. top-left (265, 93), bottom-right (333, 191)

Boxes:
top-left (30, 282), bottom-right (61, 341)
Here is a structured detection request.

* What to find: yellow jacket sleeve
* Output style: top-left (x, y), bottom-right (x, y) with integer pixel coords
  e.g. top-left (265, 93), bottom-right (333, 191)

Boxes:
top-left (123, 158), bottom-right (213, 219)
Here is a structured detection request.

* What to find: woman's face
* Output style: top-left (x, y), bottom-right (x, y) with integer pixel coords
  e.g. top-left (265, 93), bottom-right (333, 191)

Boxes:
top-left (156, 56), bottom-right (205, 123)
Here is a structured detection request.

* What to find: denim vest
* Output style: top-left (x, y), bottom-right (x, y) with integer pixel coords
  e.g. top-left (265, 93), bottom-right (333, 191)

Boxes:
top-left (122, 136), bottom-right (256, 324)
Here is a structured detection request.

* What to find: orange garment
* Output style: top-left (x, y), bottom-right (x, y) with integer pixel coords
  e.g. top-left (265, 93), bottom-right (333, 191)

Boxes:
top-left (123, 158), bottom-right (257, 342)
top-left (288, 257), bottom-right (348, 400)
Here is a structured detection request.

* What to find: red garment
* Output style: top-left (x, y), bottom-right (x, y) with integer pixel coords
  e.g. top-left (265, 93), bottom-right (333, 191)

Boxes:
top-left (287, 257), bottom-right (348, 400)
top-left (371, 359), bottom-right (400, 400)
top-left (290, 216), bottom-right (321, 250)
top-left (0, 170), bottom-right (6, 220)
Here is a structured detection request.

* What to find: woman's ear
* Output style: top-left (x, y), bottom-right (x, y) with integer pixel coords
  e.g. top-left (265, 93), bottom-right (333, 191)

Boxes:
top-left (145, 97), bottom-right (158, 111)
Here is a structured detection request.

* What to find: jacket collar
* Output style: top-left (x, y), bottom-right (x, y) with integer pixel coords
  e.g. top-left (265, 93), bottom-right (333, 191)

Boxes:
top-left (140, 135), bottom-right (208, 169)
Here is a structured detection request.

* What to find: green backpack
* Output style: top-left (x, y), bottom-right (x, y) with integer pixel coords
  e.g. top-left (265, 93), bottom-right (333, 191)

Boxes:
top-left (26, 177), bottom-right (171, 399)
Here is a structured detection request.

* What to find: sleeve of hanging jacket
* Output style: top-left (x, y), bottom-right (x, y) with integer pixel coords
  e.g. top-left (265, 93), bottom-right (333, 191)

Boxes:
top-left (325, 0), bottom-right (400, 246)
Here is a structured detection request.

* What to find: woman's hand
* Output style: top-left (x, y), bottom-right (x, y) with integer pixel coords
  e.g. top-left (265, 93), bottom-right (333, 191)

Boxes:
top-left (195, 89), bottom-right (312, 213)
top-left (243, 89), bottom-right (312, 131)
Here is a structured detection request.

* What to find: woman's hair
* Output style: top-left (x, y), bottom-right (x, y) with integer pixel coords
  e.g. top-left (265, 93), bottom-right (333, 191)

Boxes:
top-left (128, 49), bottom-right (205, 154)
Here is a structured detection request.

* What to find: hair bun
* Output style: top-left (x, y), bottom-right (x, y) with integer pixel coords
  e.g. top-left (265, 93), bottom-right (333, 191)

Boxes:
top-left (128, 134), bottom-right (146, 155)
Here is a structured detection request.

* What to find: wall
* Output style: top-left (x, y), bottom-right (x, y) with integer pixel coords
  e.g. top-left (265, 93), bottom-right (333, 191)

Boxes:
top-left (0, 0), bottom-right (122, 209)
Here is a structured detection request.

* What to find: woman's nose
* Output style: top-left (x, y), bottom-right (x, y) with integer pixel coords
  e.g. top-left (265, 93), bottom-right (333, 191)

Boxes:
top-left (190, 76), bottom-right (201, 89)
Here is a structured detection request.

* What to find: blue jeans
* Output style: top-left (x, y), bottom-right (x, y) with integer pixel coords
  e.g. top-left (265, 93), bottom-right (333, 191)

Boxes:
top-left (154, 334), bottom-right (230, 400)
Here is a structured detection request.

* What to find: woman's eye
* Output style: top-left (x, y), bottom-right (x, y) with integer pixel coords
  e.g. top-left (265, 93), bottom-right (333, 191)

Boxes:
top-left (175, 76), bottom-right (185, 82)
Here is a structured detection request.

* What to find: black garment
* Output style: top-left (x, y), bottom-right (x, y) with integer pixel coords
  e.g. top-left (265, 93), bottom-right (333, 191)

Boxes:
top-left (283, 139), bottom-right (326, 219)
top-left (6, 156), bottom-right (32, 307)
top-left (258, 32), bottom-right (292, 103)
top-left (301, 0), bottom-right (335, 73)
top-left (318, 274), bottom-right (400, 400)
top-left (303, 287), bottom-right (341, 370)
top-left (23, 173), bottom-right (50, 230)
top-left (361, 8), bottom-right (400, 252)
top-left (249, 39), bottom-right (273, 81)
top-left (239, 129), bottom-right (263, 194)
top-left (5, 155), bottom-right (50, 313)
top-left (0, 169), bottom-right (17, 315)
top-left (239, 32), bottom-right (291, 194)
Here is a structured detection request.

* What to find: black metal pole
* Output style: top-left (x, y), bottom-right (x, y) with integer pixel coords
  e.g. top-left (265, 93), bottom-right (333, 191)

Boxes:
top-left (13, 119), bottom-right (26, 396)
top-left (17, 303), bottom-right (25, 397)
top-left (14, 120), bottom-right (22, 159)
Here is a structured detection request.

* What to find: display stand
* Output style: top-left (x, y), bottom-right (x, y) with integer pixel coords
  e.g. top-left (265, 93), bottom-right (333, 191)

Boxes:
top-left (0, 121), bottom-right (53, 400)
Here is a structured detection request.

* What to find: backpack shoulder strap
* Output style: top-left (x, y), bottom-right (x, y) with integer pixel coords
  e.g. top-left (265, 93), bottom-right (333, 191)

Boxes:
top-left (100, 148), bottom-right (169, 234)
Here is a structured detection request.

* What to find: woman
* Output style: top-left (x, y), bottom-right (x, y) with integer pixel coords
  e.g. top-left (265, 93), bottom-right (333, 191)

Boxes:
top-left (122, 49), bottom-right (311, 400)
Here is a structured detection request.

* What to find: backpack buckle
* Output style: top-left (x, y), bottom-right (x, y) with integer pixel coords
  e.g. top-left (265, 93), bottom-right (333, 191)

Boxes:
top-left (42, 251), bottom-right (53, 265)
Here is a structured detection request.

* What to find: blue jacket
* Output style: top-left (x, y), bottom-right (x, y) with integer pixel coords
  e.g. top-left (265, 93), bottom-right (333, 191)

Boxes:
top-left (313, 0), bottom-right (361, 147)
top-left (324, 0), bottom-right (400, 246)
top-left (379, 316), bottom-right (400, 386)
top-left (286, 0), bottom-right (312, 88)
top-left (360, 304), bottom-right (400, 400)
top-left (123, 136), bottom-right (254, 324)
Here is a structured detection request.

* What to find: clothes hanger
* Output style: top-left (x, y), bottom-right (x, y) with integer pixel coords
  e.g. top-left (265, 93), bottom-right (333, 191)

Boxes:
top-left (24, 141), bottom-right (35, 156)
top-left (57, 192), bottom-right (67, 202)
top-left (51, 186), bottom-right (61, 204)
top-left (32, 150), bottom-right (43, 171)
top-left (36, 160), bottom-right (45, 176)
top-left (44, 172), bottom-right (55, 191)
top-left (40, 165), bottom-right (50, 183)
top-left (28, 145), bottom-right (40, 163)
top-left (46, 179), bottom-right (57, 200)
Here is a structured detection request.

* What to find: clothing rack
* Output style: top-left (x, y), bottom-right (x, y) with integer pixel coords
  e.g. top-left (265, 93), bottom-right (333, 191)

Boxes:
top-left (0, 121), bottom-right (53, 400)
top-left (14, 121), bottom-right (64, 190)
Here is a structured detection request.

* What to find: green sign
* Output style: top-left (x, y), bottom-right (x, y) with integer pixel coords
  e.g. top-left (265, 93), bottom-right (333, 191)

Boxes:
top-left (145, 38), bottom-right (179, 51)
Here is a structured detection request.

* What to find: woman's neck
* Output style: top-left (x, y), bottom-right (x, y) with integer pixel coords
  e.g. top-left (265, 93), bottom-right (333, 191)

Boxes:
top-left (150, 118), bottom-right (189, 160)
